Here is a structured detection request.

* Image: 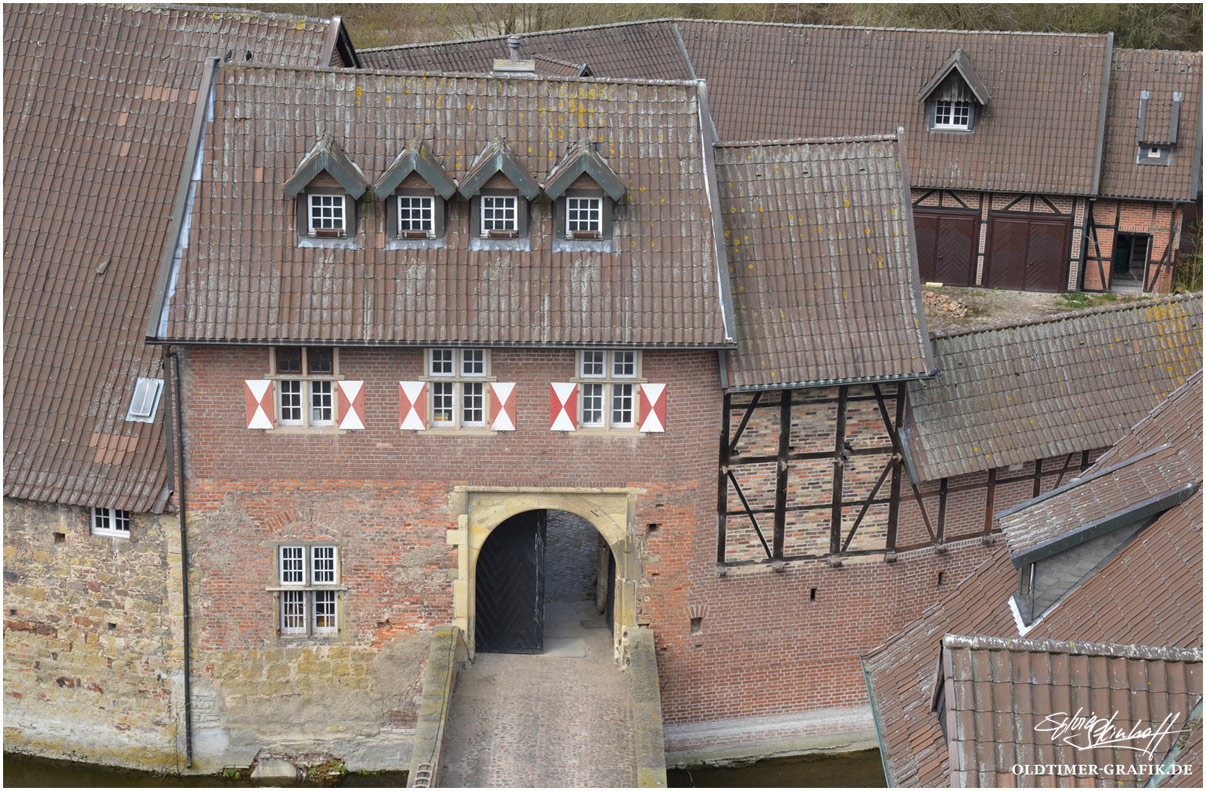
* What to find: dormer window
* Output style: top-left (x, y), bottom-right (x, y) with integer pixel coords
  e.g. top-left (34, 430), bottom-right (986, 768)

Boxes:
top-left (566, 196), bottom-right (603, 238)
top-left (481, 194), bottom-right (519, 237)
top-left (282, 133), bottom-right (368, 248)
top-left (374, 141), bottom-right (455, 244)
top-left (918, 49), bottom-right (990, 135)
top-left (1136, 90), bottom-right (1180, 167)
top-left (308, 193), bottom-right (347, 237)
top-left (933, 100), bottom-right (972, 131)
top-left (459, 140), bottom-right (540, 249)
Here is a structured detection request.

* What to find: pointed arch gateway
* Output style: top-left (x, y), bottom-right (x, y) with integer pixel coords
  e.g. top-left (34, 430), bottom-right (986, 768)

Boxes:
top-left (449, 487), bottom-right (640, 659)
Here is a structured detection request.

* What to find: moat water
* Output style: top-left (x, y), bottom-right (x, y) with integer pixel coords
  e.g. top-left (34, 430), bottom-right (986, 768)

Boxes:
top-left (4, 750), bottom-right (885, 787)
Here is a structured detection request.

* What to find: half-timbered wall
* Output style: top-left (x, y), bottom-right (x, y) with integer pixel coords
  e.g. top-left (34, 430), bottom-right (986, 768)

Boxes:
top-left (911, 189), bottom-right (1089, 292)
top-left (719, 384), bottom-right (903, 564)
top-left (1083, 199), bottom-right (1181, 293)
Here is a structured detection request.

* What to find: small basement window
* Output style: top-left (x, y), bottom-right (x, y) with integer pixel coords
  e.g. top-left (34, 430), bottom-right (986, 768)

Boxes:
top-left (125, 377), bottom-right (164, 423)
top-left (92, 507), bottom-right (131, 538)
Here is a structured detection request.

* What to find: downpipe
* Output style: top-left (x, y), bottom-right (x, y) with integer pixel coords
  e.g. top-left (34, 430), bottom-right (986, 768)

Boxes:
top-left (163, 345), bottom-right (194, 769)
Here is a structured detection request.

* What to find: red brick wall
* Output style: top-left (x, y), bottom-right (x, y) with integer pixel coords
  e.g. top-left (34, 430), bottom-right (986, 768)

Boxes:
top-left (1083, 199), bottom-right (1181, 292)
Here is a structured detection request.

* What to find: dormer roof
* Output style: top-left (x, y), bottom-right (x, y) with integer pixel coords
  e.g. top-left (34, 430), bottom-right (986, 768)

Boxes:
top-left (458, 139), bottom-right (540, 200)
top-left (542, 139), bottom-right (626, 202)
top-left (916, 48), bottom-right (990, 106)
top-left (282, 133), bottom-right (369, 199)
top-left (372, 139), bottom-right (457, 200)
top-left (1137, 89), bottom-right (1183, 145)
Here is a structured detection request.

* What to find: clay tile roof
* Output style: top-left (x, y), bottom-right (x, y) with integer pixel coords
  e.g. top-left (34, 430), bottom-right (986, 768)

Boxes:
top-left (998, 443), bottom-right (1200, 565)
top-left (940, 635), bottom-right (1203, 788)
top-left (904, 294), bottom-right (1202, 482)
top-left (863, 374), bottom-right (1204, 787)
top-left (154, 66), bottom-right (731, 347)
top-left (532, 54), bottom-right (589, 78)
top-left (715, 136), bottom-right (935, 389)
top-left (368, 20), bottom-right (1119, 196)
top-left (1099, 48), bottom-right (1203, 202)
top-left (358, 20), bottom-right (694, 81)
top-left (3, 3), bottom-right (332, 512)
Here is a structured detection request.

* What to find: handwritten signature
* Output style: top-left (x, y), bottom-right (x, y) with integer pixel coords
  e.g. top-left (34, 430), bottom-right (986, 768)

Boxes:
top-left (1035, 709), bottom-right (1185, 760)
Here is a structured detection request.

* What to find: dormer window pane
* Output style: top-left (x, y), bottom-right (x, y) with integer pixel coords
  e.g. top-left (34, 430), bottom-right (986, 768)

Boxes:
top-left (567, 197), bottom-right (603, 237)
top-left (308, 194), bottom-right (346, 235)
top-left (934, 100), bottom-right (972, 130)
top-left (481, 195), bottom-right (518, 234)
top-left (398, 195), bottom-right (434, 234)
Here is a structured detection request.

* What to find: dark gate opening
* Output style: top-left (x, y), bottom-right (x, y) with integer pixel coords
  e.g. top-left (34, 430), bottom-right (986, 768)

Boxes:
top-left (476, 509), bottom-right (614, 654)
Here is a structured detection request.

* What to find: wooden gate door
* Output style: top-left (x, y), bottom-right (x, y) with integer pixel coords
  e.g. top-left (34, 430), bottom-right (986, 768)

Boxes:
top-left (985, 214), bottom-right (1071, 292)
top-left (476, 510), bottom-right (547, 654)
top-left (914, 209), bottom-right (978, 286)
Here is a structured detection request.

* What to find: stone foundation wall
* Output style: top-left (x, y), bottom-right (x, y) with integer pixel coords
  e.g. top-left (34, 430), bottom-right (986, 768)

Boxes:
top-left (2, 498), bottom-right (183, 771)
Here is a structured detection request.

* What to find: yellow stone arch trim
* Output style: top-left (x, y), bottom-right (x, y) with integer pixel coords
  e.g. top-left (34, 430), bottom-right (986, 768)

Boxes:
top-left (448, 487), bottom-right (641, 658)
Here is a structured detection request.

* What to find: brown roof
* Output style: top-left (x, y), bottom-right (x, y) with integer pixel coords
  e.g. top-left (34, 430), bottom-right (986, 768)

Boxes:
top-left (359, 20), bottom-right (692, 81)
top-left (864, 373), bottom-right (1204, 787)
top-left (998, 444), bottom-right (1199, 563)
top-left (364, 20), bottom-right (1119, 196)
top-left (904, 294), bottom-right (1202, 482)
top-left (715, 136), bottom-right (934, 389)
top-left (1099, 49), bottom-right (1203, 202)
top-left (940, 635), bottom-right (1203, 788)
top-left (2, 3), bottom-right (334, 512)
top-left (153, 67), bottom-right (732, 347)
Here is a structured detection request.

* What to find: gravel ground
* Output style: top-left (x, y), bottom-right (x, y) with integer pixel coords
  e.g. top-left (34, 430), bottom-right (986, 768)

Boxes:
top-left (921, 286), bottom-right (1141, 332)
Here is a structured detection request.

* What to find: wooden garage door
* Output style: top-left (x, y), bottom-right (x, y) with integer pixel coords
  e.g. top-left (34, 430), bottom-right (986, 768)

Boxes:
top-left (985, 214), bottom-right (1072, 292)
top-left (914, 209), bottom-right (978, 286)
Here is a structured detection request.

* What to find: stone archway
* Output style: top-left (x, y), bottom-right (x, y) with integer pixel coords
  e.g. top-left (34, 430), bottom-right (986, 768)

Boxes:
top-left (448, 487), bottom-right (640, 659)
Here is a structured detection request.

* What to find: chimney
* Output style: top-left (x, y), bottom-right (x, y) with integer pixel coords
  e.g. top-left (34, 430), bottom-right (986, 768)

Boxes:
top-left (493, 33), bottom-right (535, 75)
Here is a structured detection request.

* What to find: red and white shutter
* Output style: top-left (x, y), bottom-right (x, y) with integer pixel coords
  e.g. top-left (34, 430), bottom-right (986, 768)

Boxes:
top-left (336, 380), bottom-right (366, 430)
top-left (245, 380), bottom-right (274, 429)
top-left (489, 382), bottom-right (517, 431)
top-left (399, 381), bottom-right (427, 430)
top-left (550, 383), bottom-right (578, 431)
top-left (638, 383), bottom-right (666, 433)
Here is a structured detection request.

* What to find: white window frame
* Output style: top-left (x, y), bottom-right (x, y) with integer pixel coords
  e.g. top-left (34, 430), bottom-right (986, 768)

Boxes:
top-left (308, 193), bottom-right (347, 237)
top-left (275, 544), bottom-right (341, 637)
top-left (933, 100), bottom-right (972, 131)
top-left (426, 349), bottom-right (491, 429)
top-left (566, 196), bottom-right (603, 238)
top-left (270, 347), bottom-right (341, 430)
top-left (397, 194), bottom-right (436, 237)
top-left (576, 350), bottom-right (640, 429)
top-left (480, 195), bottom-right (518, 236)
top-left (91, 506), bottom-right (131, 538)
top-left (125, 377), bottom-right (164, 423)
top-left (1146, 146), bottom-right (1163, 159)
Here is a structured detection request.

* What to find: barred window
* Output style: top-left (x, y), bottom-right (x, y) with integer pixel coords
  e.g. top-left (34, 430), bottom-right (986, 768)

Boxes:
top-left (577, 351), bottom-right (640, 429)
top-left (275, 544), bottom-right (340, 637)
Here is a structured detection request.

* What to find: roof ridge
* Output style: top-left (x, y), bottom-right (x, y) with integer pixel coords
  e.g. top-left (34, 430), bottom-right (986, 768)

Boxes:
top-left (674, 17), bottom-right (1112, 39)
top-left (932, 292), bottom-right (1202, 339)
top-left (943, 634), bottom-right (1203, 662)
top-left (217, 61), bottom-right (704, 89)
top-left (357, 17), bottom-right (681, 53)
top-left (1114, 46), bottom-right (1204, 58)
top-left (716, 133), bottom-right (900, 148)
top-left (139, 3), bottom-right (333, 27)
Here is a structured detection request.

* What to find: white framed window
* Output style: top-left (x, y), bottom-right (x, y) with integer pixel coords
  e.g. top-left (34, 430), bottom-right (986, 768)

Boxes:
top-left (577, 350), bottom-right (640, 429)
top-left (427, 349), bottom-right (491, 428)
top-left (308, 194), bottom-right (347, 236)
top-left (566, 196), bottom-right (603, 238)
top-left (125, 377), bottom-right (164, 423)
top-left (271, 347), bottom-right (340, 430)
top-left (933, 100), bottom-right (972, 130)
top-left (398, 195), bottom-right (435, 237)
top-left (481, 195), bottom-right (518, 235)
top-left (1147, 146), bottom-right (1163, 159)
top-left (91, 507), bottom-right (131, 538)
top-left (275, 544), bottom-right (340, 637)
